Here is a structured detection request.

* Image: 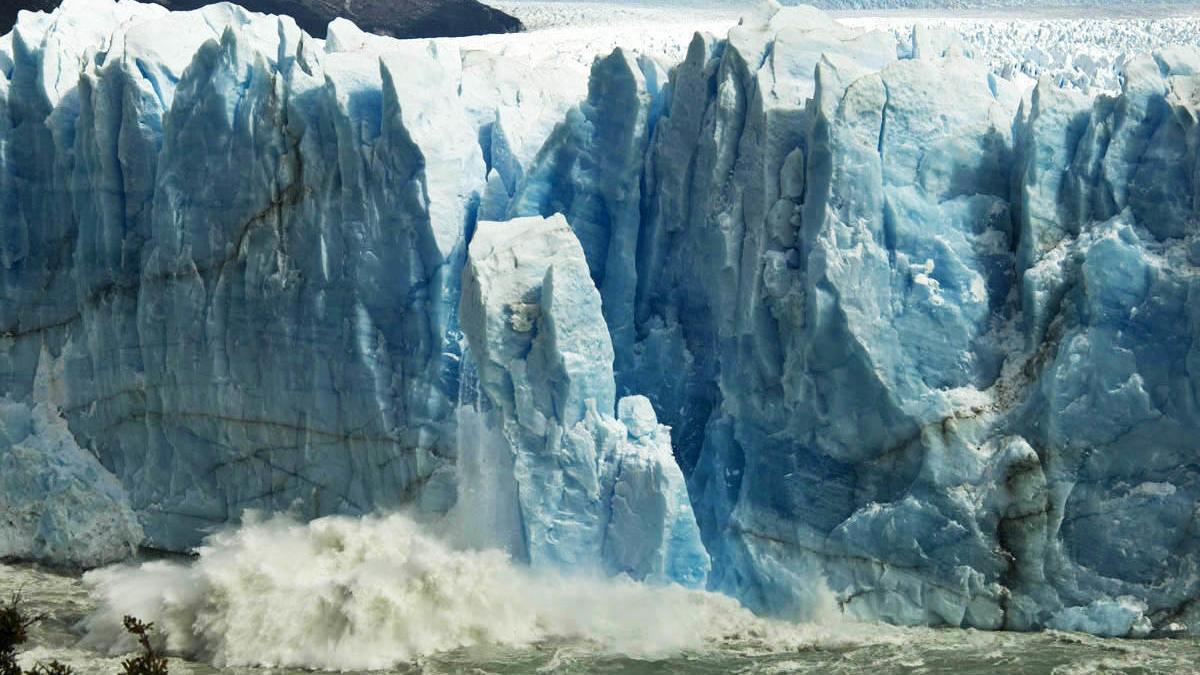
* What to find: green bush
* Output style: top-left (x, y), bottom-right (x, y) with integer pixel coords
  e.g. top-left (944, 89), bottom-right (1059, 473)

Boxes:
top-left (26, 663), bottom-right (73, 675)
top-left (0, 593), bottom-right (73, 675)
top-left (119, 616), bottom-right (167, 675)
top-left (0, 593), bottom-right (167, 675)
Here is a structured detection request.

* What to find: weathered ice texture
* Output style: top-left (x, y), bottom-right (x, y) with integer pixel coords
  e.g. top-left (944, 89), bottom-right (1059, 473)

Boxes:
top-left (0, 398), bottom-right (144, 567)
top-left (616, 3), bottom-right (1200, 636)
top-left (0, 0), bottom-right (484, 549)
top-left (0, 354), bottom-right (143, 567)
top-left (2, 0), bottom-right (1199, 635)
top-left (458, 215), bottom-right (708, 585)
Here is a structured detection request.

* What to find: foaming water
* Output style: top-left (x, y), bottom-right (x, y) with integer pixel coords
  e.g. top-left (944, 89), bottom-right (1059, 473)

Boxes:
top-left (75, 513), bottom-right (867, 671)
top-left (3, 556), bottom-right (1200, 674)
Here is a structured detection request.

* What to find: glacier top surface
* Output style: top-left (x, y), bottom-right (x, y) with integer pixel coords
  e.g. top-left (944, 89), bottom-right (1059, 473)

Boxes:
top-left (490, 1), bottom-right (1200, 92)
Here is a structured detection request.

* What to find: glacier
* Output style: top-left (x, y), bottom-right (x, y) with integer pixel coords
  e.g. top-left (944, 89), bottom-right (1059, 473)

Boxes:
top-left (2, 0), bottom-right (1200, 638)
top-left (458, 214), bottom-right (708, 584)
top-left (1, 352), bottom-right (143, 567)
top-left (0, 398), bottom-right (143, 568)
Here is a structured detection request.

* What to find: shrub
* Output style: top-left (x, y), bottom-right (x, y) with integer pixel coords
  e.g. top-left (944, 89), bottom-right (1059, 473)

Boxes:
top-left (26, 663), bottom-right (73, 675)
top-left (1, 593), bottom-right (37, 675)
top-left (0, 593), bottom-right (168, 675)
top-left (119, 616), bottom-right (167, 675)
top-left (0, 593), bottom-right (74, 675)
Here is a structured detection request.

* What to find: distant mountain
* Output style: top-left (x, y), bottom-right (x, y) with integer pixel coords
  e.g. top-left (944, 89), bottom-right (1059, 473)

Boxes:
top-left (1, 0), bottom-right (524, 39)
top-left (793, 0), bottom-right (1195, 7)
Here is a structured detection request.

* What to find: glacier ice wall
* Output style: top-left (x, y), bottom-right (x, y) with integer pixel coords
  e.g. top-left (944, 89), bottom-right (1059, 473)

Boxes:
top-left (458, 214), bottom-right (707, 585)
top-left (1, 349), bottom-right (143, 566)
top-left (1, 0), bottom-right (485, 550)
top-left (613, 3), bottom-right (1200, 634)
top-left (3, 0), bottom-right (1200, 635)
top-left (0, 397), bottom-right (143, 567)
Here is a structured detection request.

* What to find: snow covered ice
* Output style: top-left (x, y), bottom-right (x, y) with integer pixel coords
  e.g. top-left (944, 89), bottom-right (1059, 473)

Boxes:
top-left (2, 0), bottom-right (1200, 643)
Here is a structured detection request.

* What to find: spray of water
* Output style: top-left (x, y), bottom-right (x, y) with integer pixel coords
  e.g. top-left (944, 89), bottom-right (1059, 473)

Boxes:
top-left (77, 512), bottom-right (891, 671)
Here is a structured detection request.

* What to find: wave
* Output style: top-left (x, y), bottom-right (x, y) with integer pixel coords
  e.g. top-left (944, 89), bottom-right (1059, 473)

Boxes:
top-left (77, 512), bottom-right (887, 671)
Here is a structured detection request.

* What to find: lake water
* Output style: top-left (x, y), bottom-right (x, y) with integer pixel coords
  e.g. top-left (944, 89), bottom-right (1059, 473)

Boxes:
top-left (5, 561), bottom-right (1198, 675)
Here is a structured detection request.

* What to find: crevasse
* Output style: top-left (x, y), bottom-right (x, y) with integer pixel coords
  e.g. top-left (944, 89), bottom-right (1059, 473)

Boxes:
top-left (1, 0), bottom-right (1199, 638)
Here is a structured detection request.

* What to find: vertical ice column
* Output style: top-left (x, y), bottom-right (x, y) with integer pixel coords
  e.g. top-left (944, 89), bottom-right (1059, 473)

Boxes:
top-left (458, 214), bottom-right (709, 587)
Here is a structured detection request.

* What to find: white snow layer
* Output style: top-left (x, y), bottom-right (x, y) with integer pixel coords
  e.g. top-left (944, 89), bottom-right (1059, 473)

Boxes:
top-left (493, 1), bottom-right (1200, 92)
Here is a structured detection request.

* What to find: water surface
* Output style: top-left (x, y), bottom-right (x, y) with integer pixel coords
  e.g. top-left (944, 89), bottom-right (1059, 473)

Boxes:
top-left (4, 562), bottom-right (1197, 675)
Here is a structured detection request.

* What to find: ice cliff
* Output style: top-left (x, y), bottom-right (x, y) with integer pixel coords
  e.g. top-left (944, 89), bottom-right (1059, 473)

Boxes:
top-left (1, 356), bottom-right (142, 567)
top-left (459, 214), bottom-right (708, 585)
top-left (2, 0), bottom-right (1199, 637)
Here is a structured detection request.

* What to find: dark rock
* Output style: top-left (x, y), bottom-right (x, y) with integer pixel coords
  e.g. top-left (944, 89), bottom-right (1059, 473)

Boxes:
top-left (0, 0), bottom-right (524, 39)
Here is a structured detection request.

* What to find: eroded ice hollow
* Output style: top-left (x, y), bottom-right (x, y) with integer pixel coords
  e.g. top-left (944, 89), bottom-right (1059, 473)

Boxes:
top-left (1, 0), bottom-right (1199, 638)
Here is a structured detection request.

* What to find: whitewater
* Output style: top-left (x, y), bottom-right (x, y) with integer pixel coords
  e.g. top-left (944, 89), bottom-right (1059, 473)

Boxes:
top-left (78, 513), bottom-right (843, 669)
top-left (3, 514), bottom-right (1199, 673)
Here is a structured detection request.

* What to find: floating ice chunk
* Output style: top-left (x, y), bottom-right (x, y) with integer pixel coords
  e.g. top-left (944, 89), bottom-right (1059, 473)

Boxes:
top-left (1050, 598), bottom-right (1154, 638)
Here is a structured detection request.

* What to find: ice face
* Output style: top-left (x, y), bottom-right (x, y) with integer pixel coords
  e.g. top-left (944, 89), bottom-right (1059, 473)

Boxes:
top-left (0, 398), bottom-right (143, 568)
top-left (1, 0), bottom-right (488, 549)
top-left (0, 353), bottom-right (142, 567)
top-left (2, 0), bottom-right (1200, 635)
top-left (623, 2), bottom-right (1200, 634)
top-left (459, 214), bottom-right (708, 585)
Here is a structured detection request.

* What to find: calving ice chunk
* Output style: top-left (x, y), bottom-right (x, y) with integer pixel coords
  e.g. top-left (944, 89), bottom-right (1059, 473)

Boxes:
top-left (459, 214), bottom-right (708, 586)
top-left (1, 0), bottom-right (1199, 640)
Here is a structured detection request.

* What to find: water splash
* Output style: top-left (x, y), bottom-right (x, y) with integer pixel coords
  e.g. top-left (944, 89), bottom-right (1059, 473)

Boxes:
top-left (78, 512), bottom-right (867, 671)
top-left (5, 553), bottom-right (1199, 674)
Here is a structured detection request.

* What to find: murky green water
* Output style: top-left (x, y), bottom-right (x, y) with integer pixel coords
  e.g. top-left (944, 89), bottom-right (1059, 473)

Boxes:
top-left (4, 562), bottom-right (1198, 675)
